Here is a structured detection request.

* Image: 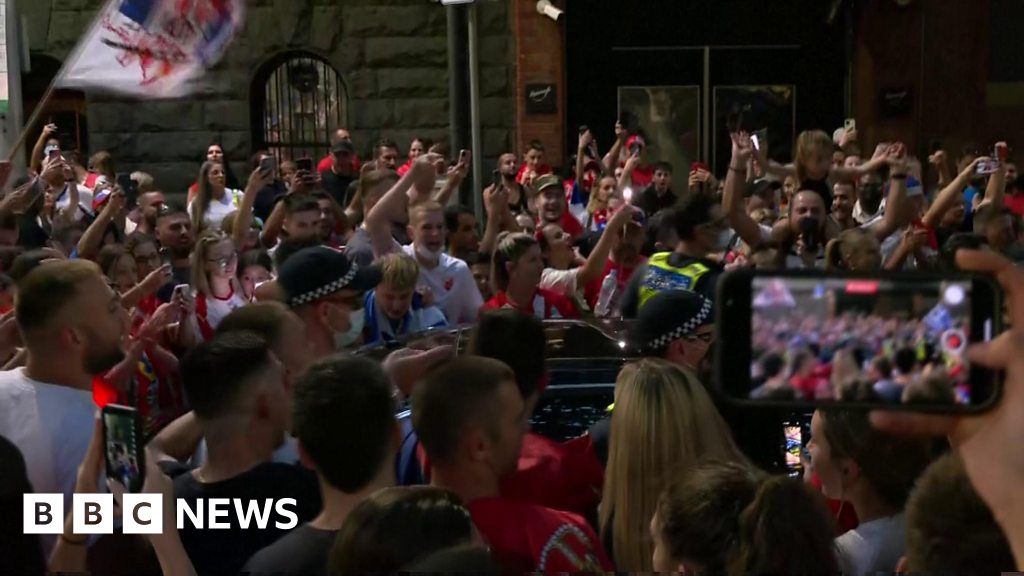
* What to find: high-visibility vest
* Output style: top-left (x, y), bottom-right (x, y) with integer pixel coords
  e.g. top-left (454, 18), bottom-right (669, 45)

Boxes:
top-left (637, 252), bottom-right (711, 309)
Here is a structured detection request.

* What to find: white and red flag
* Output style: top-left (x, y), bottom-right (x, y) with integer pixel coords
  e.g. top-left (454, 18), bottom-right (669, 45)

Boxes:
top-left (55, 0), bottom-right (244, 97)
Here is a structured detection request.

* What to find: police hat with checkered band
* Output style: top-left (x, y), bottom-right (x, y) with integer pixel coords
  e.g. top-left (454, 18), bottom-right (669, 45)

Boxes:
top-left (630, 290), bottom-right (714, 354)
top-left (279, 246), bottom-right (381, 309)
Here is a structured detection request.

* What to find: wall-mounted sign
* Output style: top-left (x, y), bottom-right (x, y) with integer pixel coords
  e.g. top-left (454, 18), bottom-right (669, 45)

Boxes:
top-left (879, 87), bottom-right (912, 118)
top-left (525, 83), bottom-right (557, 114)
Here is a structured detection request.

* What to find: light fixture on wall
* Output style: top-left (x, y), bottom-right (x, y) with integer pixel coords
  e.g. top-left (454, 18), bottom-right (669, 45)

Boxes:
top-left (536, 0), bottom-right (563, 22)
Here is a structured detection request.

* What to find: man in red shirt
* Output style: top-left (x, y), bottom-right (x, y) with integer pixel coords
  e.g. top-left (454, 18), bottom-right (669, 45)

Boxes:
top-left (532, 173), bottom-right (584, 240)
top-left (516, 139), bottom-right (553, 186)
top-left (413, 356), bottom-right (613, 573)
top-left (316, 128), bottom-right (361, 173)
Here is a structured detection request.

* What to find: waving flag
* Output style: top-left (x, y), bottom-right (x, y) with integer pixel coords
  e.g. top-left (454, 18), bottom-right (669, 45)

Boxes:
top-left (55, 0), bottom-right (244, 98)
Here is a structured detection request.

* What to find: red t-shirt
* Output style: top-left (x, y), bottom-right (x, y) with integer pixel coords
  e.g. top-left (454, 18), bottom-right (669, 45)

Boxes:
top-left (92, 348), bottom-right (185, 437)
top-left (584, 258), bottom-right (645, 309)
top-left (516, 162), bottom-right (553, 185)
top-left (468, 496), bottom-right (614, 574)
top-left (1006, 194), bottom-right (1024, 217)
top-left (499, 432), bottom-right (604, 517)
top-left (482, 289), bottom-right (580, 320)
top-left (317, 154), bottom-right (361, 174)
top-left (625, 163), bottom-right (654, 189)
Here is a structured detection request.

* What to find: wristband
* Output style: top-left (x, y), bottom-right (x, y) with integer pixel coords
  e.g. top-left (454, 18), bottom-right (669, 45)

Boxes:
top-left (890, 173), bottom-right (907, 180)
top-left (729, 165), bottom-right (747, 173)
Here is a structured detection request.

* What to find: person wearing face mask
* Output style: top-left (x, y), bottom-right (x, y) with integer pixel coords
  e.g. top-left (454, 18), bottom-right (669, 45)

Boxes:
top-left (619, 195), bottom-right (729, 318)
top-left (277, 246), bottom-right (382, 359)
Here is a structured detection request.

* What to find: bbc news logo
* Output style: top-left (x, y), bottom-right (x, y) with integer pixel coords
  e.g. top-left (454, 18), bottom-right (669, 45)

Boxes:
top-left (24, 495), bottom-right (299, 535)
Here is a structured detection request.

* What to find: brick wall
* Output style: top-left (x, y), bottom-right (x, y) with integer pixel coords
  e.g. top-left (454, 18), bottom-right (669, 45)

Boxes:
top-left (23, 0), bottom-right (516, 196)
top-left (514, 0), bottom-right (565, 169)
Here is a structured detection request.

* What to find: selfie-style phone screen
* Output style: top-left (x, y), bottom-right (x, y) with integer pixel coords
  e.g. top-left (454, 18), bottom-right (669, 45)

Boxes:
top-left (782, 417), bottom-right (811, 477)
top-left (748, 277), bottom-right (988, 406)
top-left (103, 405), bottom-right (143, 493)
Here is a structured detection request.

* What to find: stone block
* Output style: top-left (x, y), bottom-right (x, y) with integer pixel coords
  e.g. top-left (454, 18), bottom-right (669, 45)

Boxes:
top-left (480, 97), bottom-right (512, 129)
top-left (350, 99), bottom-right (395, 129)
top-left (346, 69), bottom-right (378, 99)
top-left (480, 66), bottom-right (510, 98)
top-left (137, 102), bottom-right (205, 132)
top-left (203, 101), bottom-right (250, 132)
top-left (310, 6), bottom-right (347, 54)
top-left (133, 132), bottom-right (215, 163)
top-left (47, 10), bottom-right (90, 54)
top-left (145, 162), bottom-right (208, 198)
top-left (328, 37), bottom-right (366, 71)
top-left (342, 5), bottom-right (445, 38)
top-left (479, 35), bottom-right (511, 65)
top-left (376, 68), bottom-right (449, 99)
top-left (87, 103), bottom-right (136, 134)
top-left (483, 128), bottom-right (512, 158)
top-left (479, 1), bottom-right (510, 35)
top-left (394, 98), bottom-right (448, 128)
top-left (88, 132), bottom-right (138, 158)
top-left (365, 37), bottom-right (446, 68)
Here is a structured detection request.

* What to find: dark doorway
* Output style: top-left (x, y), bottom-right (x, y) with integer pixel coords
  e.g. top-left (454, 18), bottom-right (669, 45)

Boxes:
top-left (566, 0), bottom-right (847, 174)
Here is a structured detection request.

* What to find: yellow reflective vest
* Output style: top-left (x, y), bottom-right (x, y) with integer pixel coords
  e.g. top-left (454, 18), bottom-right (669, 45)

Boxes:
top-left (637, 252), bottom-right (711, 309)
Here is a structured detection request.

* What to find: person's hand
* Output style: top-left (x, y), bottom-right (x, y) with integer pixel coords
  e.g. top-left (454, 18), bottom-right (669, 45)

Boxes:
top-left (928, 149), bottom-right (947, 166)
top-left (73, 416), bottom-right (105, 496)
top-left (886, 145), bottom-right (909, 174)
top-left (0, 180), bottom-right (42, 215)
top-left (606, 202), bottom-right (636, 229)
top-left (963, 156), bottom-right (990, 177)
top-left (417, 285), bottom-right (435, 308)
top-left (42, 123), bottom-right (58, 138)
top-left (840, 127), bottom-right (858, 149)
top-left (724, 254), bottom-right (750, 271)
top-left (138, 301), bottom-right (179, 343)
top-left (483, 184), bottom-right (508, 219)
top-left (614, 121), bottom-right (626, 142)
top-left (412, 152), bottom-right (446, 179)
top-left (138, 263), bottom-right (173, 296)
top-left (247, 166), bottom-right (271, 195)
top-left (446, 154), bottom-right (470, 186)
top-left (871, 250), bottom-right (1024, 550)
top-left (901, 227), bottom-right (929, 252)
top-left (40, 156), bottom-right (69, 188)
top-left (383, 345), bottom-right (455, 397)
top-left (624, 152), bottom-right (642, 172)
top-left (731, 131), bottom-right (754, 163)
top-left (103, 187), bottom-right (126, 217)
top-left (172, 286), bottom-right (195, 316)
top-left (578, 129), bottom-right (594, 152)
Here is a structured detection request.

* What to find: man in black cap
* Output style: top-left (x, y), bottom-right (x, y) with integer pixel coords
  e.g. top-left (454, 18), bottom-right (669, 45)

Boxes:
top-left (319, 137), bottom-right (358, 208)
top-left (277, 246), bottom-right (381, 359)
top-left (630, 289), bottom-right (715, 371)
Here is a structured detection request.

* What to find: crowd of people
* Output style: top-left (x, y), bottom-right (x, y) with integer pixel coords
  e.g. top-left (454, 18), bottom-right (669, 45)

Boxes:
top-left (0, 110), bottom-right (1022, 576)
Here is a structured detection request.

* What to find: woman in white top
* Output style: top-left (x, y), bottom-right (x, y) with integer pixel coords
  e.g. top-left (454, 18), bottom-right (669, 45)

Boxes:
top-left (538, 203), bottom-right (637, 300)
top-left (178, 230), bottom-right (247, 348)
top-left (807, 407), bottom-right (933, 576)
top-left (188, 161), bottom-right (244, 232)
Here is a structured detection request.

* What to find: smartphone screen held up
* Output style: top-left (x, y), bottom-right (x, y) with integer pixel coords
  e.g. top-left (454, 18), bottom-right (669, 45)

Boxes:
top-left (102, 404), bottom-right (145, 493)
top-left (715, 269), bottom-right (1002, 412)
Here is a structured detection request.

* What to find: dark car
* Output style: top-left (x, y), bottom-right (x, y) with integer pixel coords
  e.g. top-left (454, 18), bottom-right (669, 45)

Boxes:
top-left (361, 319), bottom-right (796, 480)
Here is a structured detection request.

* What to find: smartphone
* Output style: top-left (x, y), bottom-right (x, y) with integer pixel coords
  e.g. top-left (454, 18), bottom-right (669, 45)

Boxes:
top-left (259, 156), bottom-right (276, 175)
top-left (781, 415), bottom-right (811, 477)
top-left (977, 159), bottom-right (1000, 176)
top-left (46, 146), bottom-right (61, 161)
top-left (458, 149), bottom-right (470, 164)
top-left (172, 283), bottom-right (190, 300)
top-left (844, 118), bottom-right (856, 133)
top-left (491, 168), bottom-right (502, 190)
top-left (116, 173), bottom-right (139, 207)
top-left (752, 128), bottom-right (768, 152)
top-left (296, 158), bottom-right (313, 172)
top-left (715, 269), bottom-right (1002, 412)
top-left (102, 404), bottom-right (145, 493)
top-left (579, 125), bottom-right (589, 134)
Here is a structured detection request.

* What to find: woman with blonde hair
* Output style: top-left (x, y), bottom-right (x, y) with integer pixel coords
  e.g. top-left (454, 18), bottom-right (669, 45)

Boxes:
top-left (178, 230), bottom-right (246, 347)
top-left (188, 161), bottom-right (244, 232)
top-left (600, 358), bottom-right (747, 571)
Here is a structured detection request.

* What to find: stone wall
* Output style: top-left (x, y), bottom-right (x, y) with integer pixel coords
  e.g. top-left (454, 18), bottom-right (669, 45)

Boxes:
top-left (25, 0), bottom-right (516, 196)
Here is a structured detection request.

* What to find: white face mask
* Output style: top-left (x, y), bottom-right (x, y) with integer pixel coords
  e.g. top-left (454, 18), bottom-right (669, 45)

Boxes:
top-left (414, 242), bottom-right (442, 263)
top-left (334, 307), bottom-right (365, 349)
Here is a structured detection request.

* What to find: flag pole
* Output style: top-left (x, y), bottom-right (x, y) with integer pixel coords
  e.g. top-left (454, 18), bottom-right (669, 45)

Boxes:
top-left (5, 80), bottom-right (58, 163)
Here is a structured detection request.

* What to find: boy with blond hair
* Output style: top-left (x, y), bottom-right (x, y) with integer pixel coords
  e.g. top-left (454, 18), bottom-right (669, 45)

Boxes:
top-left (364, 252), bottom-right (448, 344)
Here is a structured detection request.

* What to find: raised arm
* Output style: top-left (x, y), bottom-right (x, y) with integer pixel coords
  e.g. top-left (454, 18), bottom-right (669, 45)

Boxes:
top-left (367, 154), bottom-right (442, 259)
top-left (232, 168), bottom-right (269, 249)
top-left (985, 142), bottom-right (1009, 209)
top-left (30, 123), bottom-right (58, 175)
top-left (832, 143), bottom-right (890, 182)
top-left (479, 184), bottom-right (510, 256)
top-left (576, 130), bottom-right (594, 184)
top-left (77, 187), bottom-right (124, 260)
top-left (751, 141), bottom-right (796, 180)
top-left (724, 132), bottom-right (768, 249)
top-left (434, 153), bottom-right (469, 206)
top-left (921, 157), bottom-right (985, 229)
top-left (603, 121), bottom-right (626, 175)
top-left (929, 150), bottom-right (952, 188)
top-left (576, 204), bottom-right (636, 287)
top-left (870, 146), bottom-right (911, 241)
top-left (618, 152), bottom-right (641, 192)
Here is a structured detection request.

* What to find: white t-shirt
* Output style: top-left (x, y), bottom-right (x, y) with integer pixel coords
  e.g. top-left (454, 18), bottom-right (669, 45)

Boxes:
top-left (540, 267), bottom-right (580, 297)
top-left (835, 512), bottom-right (906, 576)
top-left (188, 188), bottom-right (244, 231)
top-left (190, 289), bottom-right (247, 340)
top-left (401, 245), bottom-right (483, 325)
top-left (55, 184), bottom-right (95, 221)
top-left (0, 369), bottom-right (98, 552)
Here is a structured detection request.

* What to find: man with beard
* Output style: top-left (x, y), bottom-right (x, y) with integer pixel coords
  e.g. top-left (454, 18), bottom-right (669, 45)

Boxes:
top-left (0, 260), bottom-right (129, 552)
top-left (583, 217), bottom-right (646, 311)
top-left (133, 190), bottom-right (167, 236)
top-left (155, 203), bottom-right (196, 301)
top-left (532, 173), bottom-right (584, 240)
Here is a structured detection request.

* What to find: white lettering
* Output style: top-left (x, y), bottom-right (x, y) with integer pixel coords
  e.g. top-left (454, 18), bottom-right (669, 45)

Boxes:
top-left (233, 498), bottom-right (274, 529)
top-left (530, 86), bottom-right (552, 101)
top-left (274, 499), bottom-right (298, 530)
top-left (208, 498), bottom-right (231, 529)
top-left (176, 498), bottom-right (203, 530)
